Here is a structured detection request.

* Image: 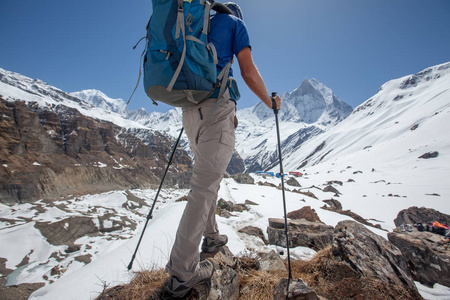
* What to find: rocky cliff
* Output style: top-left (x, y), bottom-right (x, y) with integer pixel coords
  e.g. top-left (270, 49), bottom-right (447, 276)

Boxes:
top-left (0, 98), bottom-right (192, 204)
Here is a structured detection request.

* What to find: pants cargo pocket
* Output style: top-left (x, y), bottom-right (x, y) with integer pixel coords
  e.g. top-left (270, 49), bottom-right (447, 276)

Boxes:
top-left (214, 131), bottom-right (235, 172)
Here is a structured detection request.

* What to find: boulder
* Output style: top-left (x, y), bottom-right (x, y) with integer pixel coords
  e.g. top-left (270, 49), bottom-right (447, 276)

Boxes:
top-left (258, 250), bottom-right (286, 272)
top-left (322, 199), bottom-right (342, 211)
top-left (393, 206), bottom-right (450, 227)
top-left (418, 151), bottom-right (439, 159)
top-left (273, 278), bottom-right (319, 300)
top-left (287, 206), bottom-right (321, 223)
top-left (323, 185), bottom-right (340, 195)
top-left (217, 198), bottom-right (248, 213)
top-left (268, 218), bottom-right (334, 250)
top-left (332, 221), bottom-right (418, 293)
top-left (388, 230), bottom-right (450, 287)
top-left (286, 177), bottom-right (301, 187)
top-left (231, 172), bottom-right (254, 184)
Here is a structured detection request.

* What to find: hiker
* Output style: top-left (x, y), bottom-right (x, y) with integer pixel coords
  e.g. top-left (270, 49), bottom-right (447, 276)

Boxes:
top-left (165, 2), bottom-right (282, 297)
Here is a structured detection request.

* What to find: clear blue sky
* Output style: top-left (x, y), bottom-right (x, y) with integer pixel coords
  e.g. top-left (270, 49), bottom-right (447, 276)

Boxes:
top-left (1, 0), bottom-right (449, 113)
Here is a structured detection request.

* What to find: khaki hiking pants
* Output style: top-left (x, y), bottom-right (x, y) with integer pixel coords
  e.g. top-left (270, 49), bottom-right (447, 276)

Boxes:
top-left (165, 94), bottom-right (237, 285)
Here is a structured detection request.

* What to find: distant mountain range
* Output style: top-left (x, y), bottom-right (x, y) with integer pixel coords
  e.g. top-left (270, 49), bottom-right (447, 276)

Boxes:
top-left (1, 66), bottom-right (352, 174)
top-left (73, 78), bottom-right (353, 172)
top-left (2, 61), bottom-right (448, 202)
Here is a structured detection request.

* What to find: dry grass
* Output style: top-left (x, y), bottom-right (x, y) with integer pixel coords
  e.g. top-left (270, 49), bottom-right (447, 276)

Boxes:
top-left (237, 246), bottom-right (422, 300)
top-left (97, 246), bottom-right (422, 300)
top-left (96, 269), bottom-right (168, 300)
top-left (238, 269), bottom-right (285, 300)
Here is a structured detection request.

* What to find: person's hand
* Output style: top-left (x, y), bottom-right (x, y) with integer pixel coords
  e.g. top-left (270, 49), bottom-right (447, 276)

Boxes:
top-left (272, 94), bottom-right (281, 110)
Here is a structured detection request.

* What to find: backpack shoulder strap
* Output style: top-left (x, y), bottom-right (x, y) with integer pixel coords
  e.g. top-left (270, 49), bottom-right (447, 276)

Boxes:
top-left (210, 2), bottom-right (233, 15)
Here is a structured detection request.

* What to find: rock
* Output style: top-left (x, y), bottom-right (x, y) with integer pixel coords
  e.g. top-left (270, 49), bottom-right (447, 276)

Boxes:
top-left (0, 283), bottom-right (45, 300)
top-left (226, 150), bottom-right (246, 175)
top-left (200, 246), bottom-right (239, 300)
top-left (34, 216), bottom-right (98, 246)
top-left (287, 206), bottom-right (321, 222)
top-left (238, 226), bottom-right (268, 244)
top-left (217, 198), bottom-right (232, 211)
top-left (394, 206), bottom-right (450, 227)
top-left (388, 230), bottom-right (450, 287)
top-left (286, 177), bottom-right (301, 187)
top-left (231, 172), bottom-right (254, 184)
top-left (322, 199), bottom-right (342, 211)
top-left (258, 250), bottom-right (286, 272)
top-left (323, 185), bottom-right (340, 195)
top-left (332, 221), bottom-right (418, 292)
top-left (273, 278), bottom-right (319, 300)
top-left (0, 99), bottom-right (193, 204)
top-left (326, 180), bottom-right (343, 186)
top-left (244, 199), bottom-right (258, 206)
top-left (217, 198), bottom-right (248, 213)
top-left (418, 151), bottom-right (439, 159)
top-left (258, 181), bottom-right (277, 188)
top-left (268, 218), bottom-right (334, 250)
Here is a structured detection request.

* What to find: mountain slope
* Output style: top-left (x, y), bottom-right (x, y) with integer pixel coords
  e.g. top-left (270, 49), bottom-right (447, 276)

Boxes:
top-left (0, 68), bottom-right (192, 203)
top-left (283, 62), bottom-right (450, 171)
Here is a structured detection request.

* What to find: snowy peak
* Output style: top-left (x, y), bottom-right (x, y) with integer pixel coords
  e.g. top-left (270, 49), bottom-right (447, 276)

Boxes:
top-left (281, 78), bottom-right (352, 125)
top-left (235, 79), bottom-right (352, 172)
top-left (70, 89), bottom-right (128, 116)
top-left (248, 78), bottom-right (352, 126)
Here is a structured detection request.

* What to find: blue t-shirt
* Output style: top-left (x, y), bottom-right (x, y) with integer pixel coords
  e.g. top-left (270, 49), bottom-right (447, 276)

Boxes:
top-left (209, 13), bottom-right (251, 77)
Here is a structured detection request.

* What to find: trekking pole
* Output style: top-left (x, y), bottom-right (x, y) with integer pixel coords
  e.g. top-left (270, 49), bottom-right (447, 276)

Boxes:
top-left (127, 127), bottom-right (184, 271)
top-left (271, 92), bottom-right (293, 281)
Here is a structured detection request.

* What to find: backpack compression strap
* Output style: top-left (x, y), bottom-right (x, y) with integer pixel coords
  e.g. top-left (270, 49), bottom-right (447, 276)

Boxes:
top-left (168, 0), bottom-right (188, 92)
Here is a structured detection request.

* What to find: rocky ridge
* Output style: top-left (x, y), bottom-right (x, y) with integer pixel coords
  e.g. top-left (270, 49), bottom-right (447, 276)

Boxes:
top-left (0, 98), bottom-right (191, 204)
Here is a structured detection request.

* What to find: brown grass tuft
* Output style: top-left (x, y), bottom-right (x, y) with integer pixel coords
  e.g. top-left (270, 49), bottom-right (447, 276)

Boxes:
top-left (238, 270), bottom-right (285, 300)
top-left (96, 269), bottom-right (168, 300)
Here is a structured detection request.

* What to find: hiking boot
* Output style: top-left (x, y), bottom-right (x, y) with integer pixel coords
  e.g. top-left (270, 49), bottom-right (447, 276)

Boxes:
top-left (201, 234), bottom-right (228, 253)
top-left (166, 259), bottom-right (215, 298)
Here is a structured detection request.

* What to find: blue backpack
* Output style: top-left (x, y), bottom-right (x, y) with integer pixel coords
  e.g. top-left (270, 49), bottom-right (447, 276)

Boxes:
top-left (143, 0), bottom-right (234, 107)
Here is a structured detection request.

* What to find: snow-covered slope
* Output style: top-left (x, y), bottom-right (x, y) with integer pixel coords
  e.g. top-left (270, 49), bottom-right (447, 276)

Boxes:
top-left (273, 62), bottom-right (450, 237)
top-left (283, 62), bottom-right (450, 170)
top-left (0, 68), bottom-right (146, 130)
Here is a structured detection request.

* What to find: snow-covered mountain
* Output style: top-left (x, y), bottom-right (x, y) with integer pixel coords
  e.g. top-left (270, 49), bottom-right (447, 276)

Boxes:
top-left (236, 78), bottom-right (352, 172)
top-left (1, 67), bottom-right (351, 173)
top-left (130, 78), bottom-right (352, 172)
top-left (70, 89), bottom-right (128, 117)
top-left (281, 62), bottom-right (450, 171)
top-left (0, 68), bottom-right (146, 130)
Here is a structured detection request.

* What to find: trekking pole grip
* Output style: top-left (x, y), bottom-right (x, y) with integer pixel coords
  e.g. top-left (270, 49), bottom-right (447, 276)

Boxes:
top-left (271, 92), bottom-right (278, 113)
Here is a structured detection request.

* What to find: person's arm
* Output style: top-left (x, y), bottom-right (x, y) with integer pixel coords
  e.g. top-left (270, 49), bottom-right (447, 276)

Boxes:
top-left (236, 47), bottom-right (281, 109)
